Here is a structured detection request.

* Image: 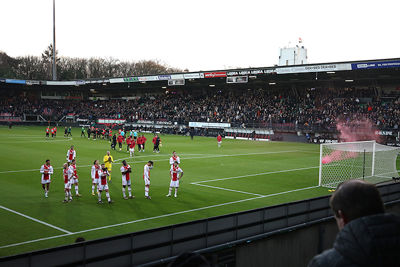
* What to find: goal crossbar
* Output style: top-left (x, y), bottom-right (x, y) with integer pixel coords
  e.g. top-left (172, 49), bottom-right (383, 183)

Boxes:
top-left (319, 140), bottom-right (400, 188)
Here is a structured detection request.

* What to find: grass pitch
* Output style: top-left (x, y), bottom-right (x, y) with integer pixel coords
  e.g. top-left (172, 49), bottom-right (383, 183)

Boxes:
top-left (0, 125), bottom-right (385, 257)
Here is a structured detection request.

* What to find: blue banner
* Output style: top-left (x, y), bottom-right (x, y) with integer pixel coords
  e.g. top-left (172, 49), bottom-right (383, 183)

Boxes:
top-left (351, 60), bottom-right (400, 70)
top-left (158, 75), bottom-right (171, 80)
top-left (5, 79), bottom-right (26, 84)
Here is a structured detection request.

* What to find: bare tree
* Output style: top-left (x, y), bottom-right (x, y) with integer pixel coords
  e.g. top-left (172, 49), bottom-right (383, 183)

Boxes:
top-left (0, 50), bottom-right (182, 80)
top-left (41, 44), bottom-right (59, 79)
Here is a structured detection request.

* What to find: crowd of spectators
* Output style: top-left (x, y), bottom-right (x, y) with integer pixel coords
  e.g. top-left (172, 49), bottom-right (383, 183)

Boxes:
top-left (1, 87), bottom-right (399, 131)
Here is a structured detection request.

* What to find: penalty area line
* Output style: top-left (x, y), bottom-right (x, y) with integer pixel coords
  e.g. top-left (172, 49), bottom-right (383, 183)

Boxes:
top-left (192, 183), bottom-right (264, 197)
top-left (0, 185), bottom-right (319, 249)
top-left (0, 205), bottom-right (72, 234)
top-left (192, 166), bottom-right (320, 184)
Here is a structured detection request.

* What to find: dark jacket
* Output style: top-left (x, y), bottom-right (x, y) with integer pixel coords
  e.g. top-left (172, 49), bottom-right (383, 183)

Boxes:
top-left (308, 213), bottom-right (400, 267)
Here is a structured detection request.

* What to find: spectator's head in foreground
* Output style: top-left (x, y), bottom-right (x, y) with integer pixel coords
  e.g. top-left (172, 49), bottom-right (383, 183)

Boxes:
top-left (329, 179), bottom-right (384, 230)
top-left (308, 179), bottom-right (400, 267)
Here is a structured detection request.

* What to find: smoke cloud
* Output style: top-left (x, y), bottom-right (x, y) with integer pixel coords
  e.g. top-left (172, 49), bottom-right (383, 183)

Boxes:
top-left (336, 118), bottom-right (380, 143)
top-left (321, 118), bottom-right (380, 165)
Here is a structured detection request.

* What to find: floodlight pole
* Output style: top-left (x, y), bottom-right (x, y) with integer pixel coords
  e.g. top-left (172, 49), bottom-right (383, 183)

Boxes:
top-left (52, 0), bottom-right (57, 81)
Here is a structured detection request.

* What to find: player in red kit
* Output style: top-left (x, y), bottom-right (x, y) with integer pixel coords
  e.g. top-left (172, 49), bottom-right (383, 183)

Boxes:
top-left (40, 159), bottom-right (53, 198)
top-left (153, 135), bottom-right (161, 153)
top-left (152, 136), bottom-right (157, 152)
top-left (66, 145), bottom-right (76, 163)
top-left (120, 160), bottom-right (134, 199)
top-left (63, 163), bottom-right (72, 202)
top-left (129, 138), bottom-right (136, 157)
top-left (117, 134), bottom-right (124, 151)
top-left (141, 134), bottom-right (147, 152)
top-left (217, 134), bottom-right (222, 148)
top-left (108, 129), bottom-right (112, 142)
top-left (98, 163), bottom-right (112, 204)
top-left (126, 136), bottom-right (132, 152)
top-left (167, 161), bottom-right (184, 198)
top-left (137, 135), bottom-right (143, 152)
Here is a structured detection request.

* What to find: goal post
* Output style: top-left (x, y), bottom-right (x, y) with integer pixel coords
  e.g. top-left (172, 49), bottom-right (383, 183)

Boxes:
top-left (319, 140), bottom-right (400, 188)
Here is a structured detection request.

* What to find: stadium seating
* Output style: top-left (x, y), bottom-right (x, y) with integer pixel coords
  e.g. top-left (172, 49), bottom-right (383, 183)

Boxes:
top-left (0, 87), bottom-right (399, 130)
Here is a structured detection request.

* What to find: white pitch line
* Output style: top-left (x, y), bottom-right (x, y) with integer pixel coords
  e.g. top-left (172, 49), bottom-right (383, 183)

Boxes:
top-left (193, 183), bottom-right (264, 197)
top-left (0, 150), bottom-right (301, 174)
top-left (192, 166), bottom-right (320, 184)
top-left (0, 234), bottom-right (71, 249)
top-left (0, 168), bottom-right (41, 174)
top-left (72, 185), bottom-right (319, 235)
top-left (0, 205), bottom-right (72, 234)
top-left (0, 185), bottom-right (319, 249)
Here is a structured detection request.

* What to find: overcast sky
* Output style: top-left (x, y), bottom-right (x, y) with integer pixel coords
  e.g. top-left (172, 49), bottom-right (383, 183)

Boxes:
top-left (1, 0), bottom-right (399, 71)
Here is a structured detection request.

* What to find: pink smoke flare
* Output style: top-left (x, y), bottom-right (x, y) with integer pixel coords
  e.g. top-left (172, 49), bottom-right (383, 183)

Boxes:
top-left (322, 118), bottom-right (379, 165)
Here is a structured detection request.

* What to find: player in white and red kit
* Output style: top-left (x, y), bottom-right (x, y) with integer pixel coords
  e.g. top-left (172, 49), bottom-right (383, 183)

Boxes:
top-left (217, 134), bottom-right (222, 148)
top-left (40, 159), bottom-right (53, 198)
top-left (120, 160), bottom-right (134, 199)
top-left (169, 151), bottom-right (180, 166)
top-left (91, 160), bottom-right (100, 195)
top-left (66, 145), bottom-right (76, 163)
top-left (63, 163), bottom-right (72, 202)
top-left (166, 161), bottom-right (184, 198)
top-left (143, 161), bottom-right (153, 199)
top-left (68, 159), bottom-right (81, 196)
top-left (98, 163), bottom-right (112, 204)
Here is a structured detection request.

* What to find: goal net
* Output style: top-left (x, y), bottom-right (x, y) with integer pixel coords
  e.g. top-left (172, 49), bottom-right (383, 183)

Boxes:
top-left (319, 140), bottom-right (400, 188)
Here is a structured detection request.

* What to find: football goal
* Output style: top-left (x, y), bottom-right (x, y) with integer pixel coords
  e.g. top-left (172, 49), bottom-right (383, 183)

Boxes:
top-left (319, 140), bottom-right (400, 188)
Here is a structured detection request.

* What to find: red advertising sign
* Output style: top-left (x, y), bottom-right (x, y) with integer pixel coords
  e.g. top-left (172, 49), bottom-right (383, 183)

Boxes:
top-left (204, 72), bottom-right (227, 78)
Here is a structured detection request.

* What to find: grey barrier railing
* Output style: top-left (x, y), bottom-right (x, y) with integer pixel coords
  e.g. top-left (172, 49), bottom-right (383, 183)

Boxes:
top-left (1, 182), bottom-right (400, 267)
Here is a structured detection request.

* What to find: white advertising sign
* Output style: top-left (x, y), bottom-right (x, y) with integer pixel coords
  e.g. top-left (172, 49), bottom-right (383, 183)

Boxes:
top-left (189, 122), bottom-right (231, 128)
top-left (276, 63), bottom-right (351, 74)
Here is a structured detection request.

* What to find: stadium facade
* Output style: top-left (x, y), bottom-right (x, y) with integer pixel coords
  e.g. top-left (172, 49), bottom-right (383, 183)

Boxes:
top-left (1, 57), bottom-right (399, 146)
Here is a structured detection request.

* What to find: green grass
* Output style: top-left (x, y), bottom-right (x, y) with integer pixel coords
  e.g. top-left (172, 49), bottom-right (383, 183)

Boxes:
top-left (0, 126), bottom-right (397, 257)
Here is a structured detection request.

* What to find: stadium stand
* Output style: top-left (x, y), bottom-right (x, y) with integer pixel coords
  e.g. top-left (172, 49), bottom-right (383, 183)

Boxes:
top-left (1, 87), bottom-right (399, 131)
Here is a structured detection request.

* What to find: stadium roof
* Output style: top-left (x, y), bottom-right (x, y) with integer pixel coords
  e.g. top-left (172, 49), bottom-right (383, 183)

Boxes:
top-left (1, 58), bottom-right (399, 92)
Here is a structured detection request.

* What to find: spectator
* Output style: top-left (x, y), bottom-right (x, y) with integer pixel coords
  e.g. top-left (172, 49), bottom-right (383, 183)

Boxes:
top-left (1, 87), bottom-right (399, 130)
top-left (308, 180), bottom-right (400, 267)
